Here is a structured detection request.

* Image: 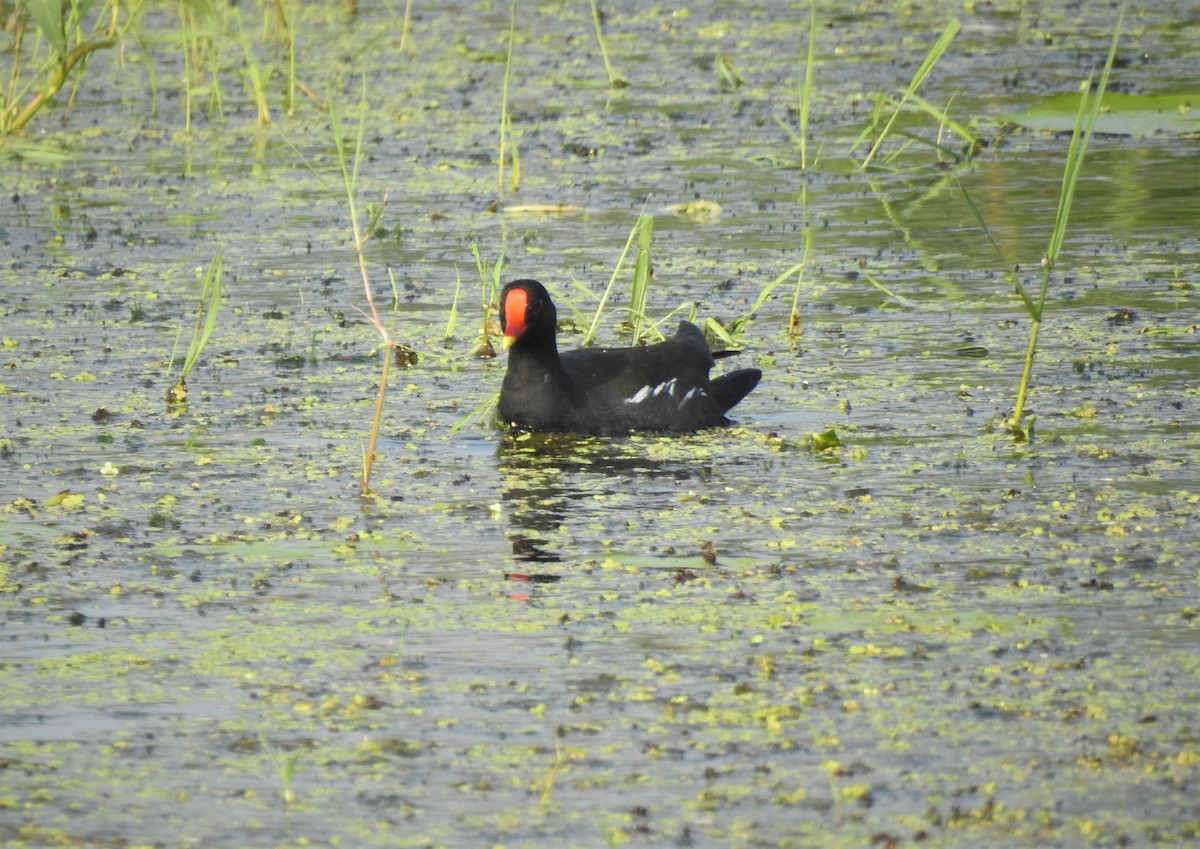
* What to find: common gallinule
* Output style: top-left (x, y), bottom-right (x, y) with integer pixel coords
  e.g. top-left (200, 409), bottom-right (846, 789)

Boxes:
top-left (497, 279), bottom-right (761, 435)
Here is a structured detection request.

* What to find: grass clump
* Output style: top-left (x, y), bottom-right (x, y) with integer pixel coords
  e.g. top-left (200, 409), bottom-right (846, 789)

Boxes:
top-left (851, 18), bottom-right (977, 169)
top-left (472, 245), bottom-right (506, 357)
top-left (1, 0), bottom-right (138, 136)
top-left (257, 731), bottom-right (299, 806)
top-left (166, 257), bottom-right (224, 405)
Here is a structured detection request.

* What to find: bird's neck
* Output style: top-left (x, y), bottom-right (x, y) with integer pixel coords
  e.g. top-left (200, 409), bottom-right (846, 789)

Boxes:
top-left (512, 333), bottom-right (563, 371)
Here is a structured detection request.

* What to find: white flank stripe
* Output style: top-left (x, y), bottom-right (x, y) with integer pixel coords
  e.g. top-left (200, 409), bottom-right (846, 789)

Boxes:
top-left (625, 385), bottom-right (652, 404)
top-left (625, 379), bottom-right (677, 405)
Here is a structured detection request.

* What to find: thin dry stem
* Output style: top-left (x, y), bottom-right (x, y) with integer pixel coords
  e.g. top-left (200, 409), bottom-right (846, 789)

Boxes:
top-left (352, 193), bottom-right (393, 496)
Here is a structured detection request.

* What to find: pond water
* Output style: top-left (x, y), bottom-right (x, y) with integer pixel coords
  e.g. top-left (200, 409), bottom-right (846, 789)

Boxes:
top-left (2, 2), bottom-right (1198, 847)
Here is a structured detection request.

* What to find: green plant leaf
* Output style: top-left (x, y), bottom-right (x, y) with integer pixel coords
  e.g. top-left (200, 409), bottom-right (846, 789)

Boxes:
top-left (28, 0), bottom-right (67, 57)
top-left (1005, 92), bottom-right (1200, 137)
top-left (808, 428), bottom-right (842, 453)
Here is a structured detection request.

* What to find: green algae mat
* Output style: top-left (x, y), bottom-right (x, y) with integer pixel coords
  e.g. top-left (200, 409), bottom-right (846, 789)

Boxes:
top-left (2, 2), bottom-right (1198, 847)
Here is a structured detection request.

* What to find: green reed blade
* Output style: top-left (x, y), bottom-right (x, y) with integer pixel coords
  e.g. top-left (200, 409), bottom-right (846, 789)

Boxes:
top-left (179, 257), bottom-right (224, 380)
top-left (901, 91), bottom-right (978, 150)
top-left (630, 213), bottom-right (653, 344)
top-left (1009, 13), bottom-right (1122, 438)
top-left (799, 1), bottom-right (816, 170)
top-left (497, 0), bottom-right (516, 199)
top-left (584, 200), bottom-right (650, 346)
top-left (588, 0), bottom-right (628, 88)
top-left (859, 17), bottom-right (960, 169)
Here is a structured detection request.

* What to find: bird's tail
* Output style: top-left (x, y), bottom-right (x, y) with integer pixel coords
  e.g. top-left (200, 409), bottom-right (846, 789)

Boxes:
top-left (711, 368), bottom-right (761, 414)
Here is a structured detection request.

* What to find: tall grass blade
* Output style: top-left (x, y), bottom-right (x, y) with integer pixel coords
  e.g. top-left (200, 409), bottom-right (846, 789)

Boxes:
top-left (588, 0), bottom-right (628, 88)
top-left (179, 10), bottom-right (194, 133)
top-left (750, 261), bottom-right (804, 318)
top-left (714, 54), bottom-right (744, 91)
top-left (232, 9), bottom-right (272, 126)
top-left (858, 18), bottom-right (960, 169)
top-left (444, 266), bottom-right (462, 341)
top-left (271, 0), bottom-right (296, 116)
top-left (449, 390), bottom-right (500, 434)
top-left (702, 317), bottom-right (741, 348)
top-left (1007, 14), bottom-right (1122, 439)
top-left (861, 271), bottom-right (918, 307)
top-left (899, 92), bottom-right (976, 147)
top-left (955, 177), bottom-right (1008, 264)
top-left (257, 731), bottom-right (299, 806)
top-left (399, 0), bottom-right (417, 55)
top-left (182, 258), bottom-right (224, 377)
top-left (497, 0), bottom-right (516, 200)
top-left (956, 176), bottom-right (1040, 316)
top-left (4, 34), bottom-right (120, 135)
top-left (630, 213), bottom-right (653, 344)
top-left (788, 189), bottom-right (815, 337)
top-left (772, 2), bottom-right (818, 170)
top-left (583, 200), bottom-right (650, 346)
top-left (508, 120), bottom-right (520, 193)
top-left (799, 1), bottom-right (816, 170)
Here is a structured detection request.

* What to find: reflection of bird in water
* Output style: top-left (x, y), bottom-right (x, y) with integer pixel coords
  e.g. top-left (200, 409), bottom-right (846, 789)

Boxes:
top-left (497, 433), bottom-right (715, 566)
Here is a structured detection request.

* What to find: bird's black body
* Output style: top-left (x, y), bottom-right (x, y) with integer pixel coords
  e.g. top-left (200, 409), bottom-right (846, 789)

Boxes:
top-left (497, 279), bottom-right (761, 435)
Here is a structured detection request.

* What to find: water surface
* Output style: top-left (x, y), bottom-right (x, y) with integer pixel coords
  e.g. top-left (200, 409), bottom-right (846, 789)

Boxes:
top-left (2, 2), bottom-right (1197, 847)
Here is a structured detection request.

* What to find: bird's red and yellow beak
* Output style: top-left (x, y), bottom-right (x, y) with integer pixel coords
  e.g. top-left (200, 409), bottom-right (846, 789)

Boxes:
top-left (501, 287), bottom-right (529, 350)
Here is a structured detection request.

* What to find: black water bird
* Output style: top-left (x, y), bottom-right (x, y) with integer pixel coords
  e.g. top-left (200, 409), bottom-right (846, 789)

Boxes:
top-left (497, 279), bottom-right (761, 435)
